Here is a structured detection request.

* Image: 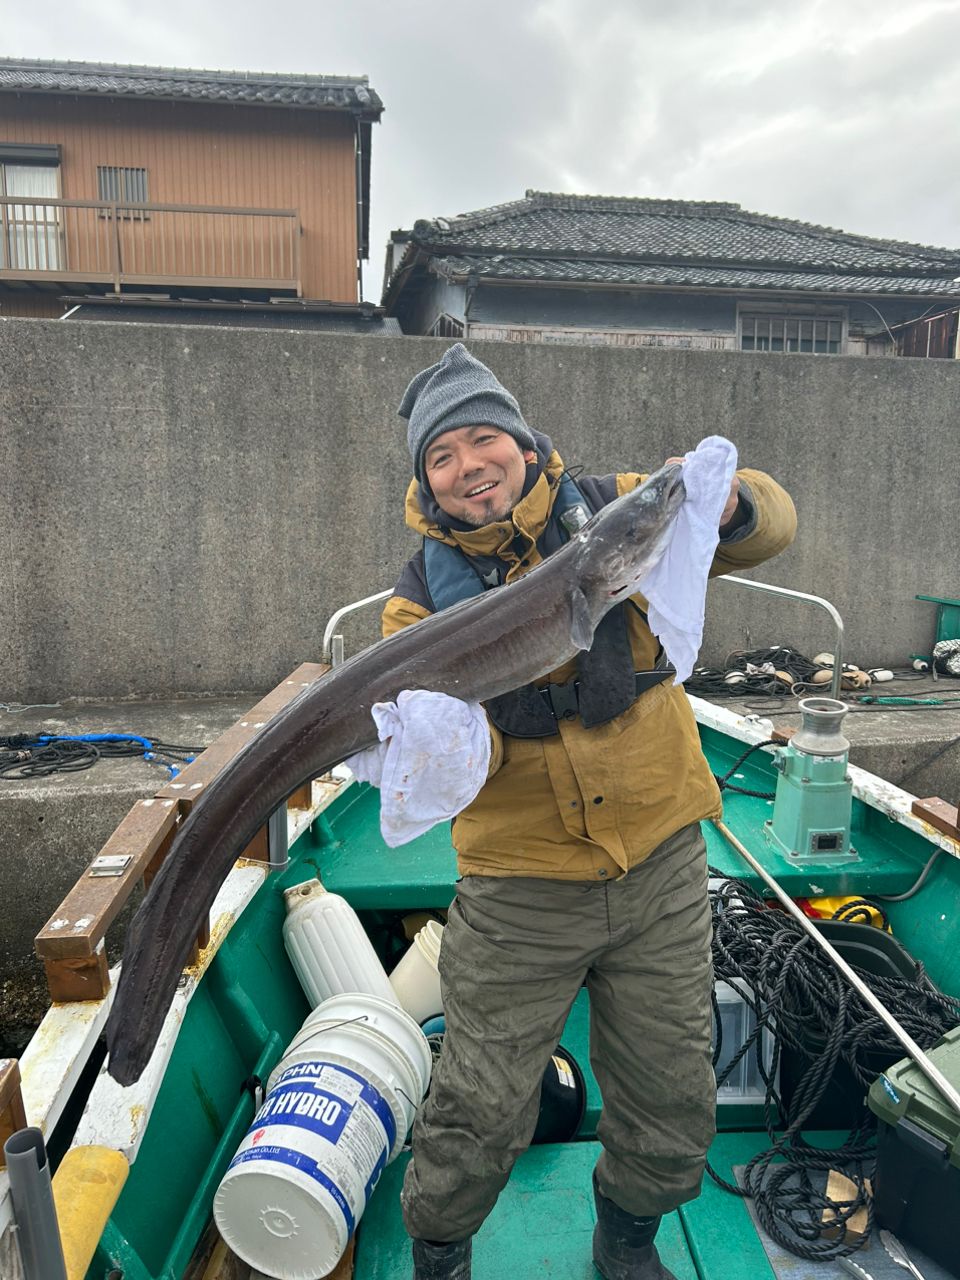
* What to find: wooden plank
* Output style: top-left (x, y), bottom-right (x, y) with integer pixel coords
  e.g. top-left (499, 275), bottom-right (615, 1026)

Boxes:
top-left (771, 726), bottom-right (796, 744)
top-left (155, 662), bottom-right (329, 810)
top-left (42, 948), bottom-right (110, 1002)
top-left (288, 782), bottom-right (312, 810)
top-left (820, 1169), bottom-right (871, 1241)
top-left (193, 1233), bottom-right (354, 1280)
top-left (0, 1059), bottom-right (28, 1164)
top-left (911, 796), bottom-right (959, 840)
top-left (35, 799), bottom-right (180, 959)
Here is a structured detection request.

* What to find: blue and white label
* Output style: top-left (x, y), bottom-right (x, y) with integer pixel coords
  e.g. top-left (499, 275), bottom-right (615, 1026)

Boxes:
top-left (880, 1074), bottom-right (901, 1106)
top-left (249, 1081), bottom-right (351, 1142)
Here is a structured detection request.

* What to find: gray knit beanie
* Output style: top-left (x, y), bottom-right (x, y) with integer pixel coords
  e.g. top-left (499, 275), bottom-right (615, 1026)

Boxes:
top-left (398, 343), bottom-right (536, 482)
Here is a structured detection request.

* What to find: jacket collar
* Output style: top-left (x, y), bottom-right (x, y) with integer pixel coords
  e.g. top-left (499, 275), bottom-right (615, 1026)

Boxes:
top-left (404, 429), bottom-right (567, 557)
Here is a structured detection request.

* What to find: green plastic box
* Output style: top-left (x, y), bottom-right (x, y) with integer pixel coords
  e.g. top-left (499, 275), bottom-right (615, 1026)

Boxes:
top-left (868, 1024), bottom-right (960, 1274)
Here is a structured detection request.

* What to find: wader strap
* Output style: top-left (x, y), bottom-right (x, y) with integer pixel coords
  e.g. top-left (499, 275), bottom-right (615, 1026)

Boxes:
top-left (486, 646), bottom-right (674, 739)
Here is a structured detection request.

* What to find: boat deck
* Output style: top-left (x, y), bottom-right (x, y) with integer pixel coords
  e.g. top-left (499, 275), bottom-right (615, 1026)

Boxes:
top-left (76, 726), bottom-right (960, 1280)
top-left (356, 1129), bottom-right (953, 1280)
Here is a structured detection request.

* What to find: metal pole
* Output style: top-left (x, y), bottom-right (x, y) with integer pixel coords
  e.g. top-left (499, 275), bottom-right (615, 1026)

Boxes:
top-left (321, 588), bottom-right (391, 665)
top-left (713, 819), bottom-right (960, 1118)
top-left (719, 576), bottom-right (844, 700)
top-left (4, 1128), bottom-right (68, 1280)
top-left (267, 803), bottom-right (289, 873)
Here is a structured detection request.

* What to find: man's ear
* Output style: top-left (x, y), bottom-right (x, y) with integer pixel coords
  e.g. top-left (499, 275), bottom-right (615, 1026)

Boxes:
top-left (523, 448), bottom-right (537, 463)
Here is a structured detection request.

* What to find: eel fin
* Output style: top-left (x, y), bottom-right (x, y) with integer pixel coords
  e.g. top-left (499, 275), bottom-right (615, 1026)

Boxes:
top-left (569, 587), bottom-right (595, 651)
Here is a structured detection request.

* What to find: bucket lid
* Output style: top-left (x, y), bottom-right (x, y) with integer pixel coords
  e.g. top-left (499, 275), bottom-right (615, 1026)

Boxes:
top-left (214, 1161), bottom-right (346, 1280)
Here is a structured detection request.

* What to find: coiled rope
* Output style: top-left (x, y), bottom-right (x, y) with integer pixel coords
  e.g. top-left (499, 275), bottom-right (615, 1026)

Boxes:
top-left (0, 732), bottom-right (201, 780)
top-left (708, 871), bottom-right (960, 1261)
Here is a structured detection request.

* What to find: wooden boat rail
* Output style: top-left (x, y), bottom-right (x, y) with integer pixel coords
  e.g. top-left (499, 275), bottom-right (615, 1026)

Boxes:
top-left (0, 1060), bottom-right (27, 1169)
top-left (33, 661), bottom-right (329, 1004)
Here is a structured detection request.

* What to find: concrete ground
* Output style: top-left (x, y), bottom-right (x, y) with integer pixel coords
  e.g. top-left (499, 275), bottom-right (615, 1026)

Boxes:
top-left (710, 673), bottom-right (960, 797)
top-left (2, 677), bottom-right (958, 1055)
top-left (0, 692), bottom-right (259, 1055)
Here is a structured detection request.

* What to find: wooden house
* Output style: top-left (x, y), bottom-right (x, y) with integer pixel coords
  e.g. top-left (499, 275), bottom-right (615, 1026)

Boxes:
top-left (383, 191), bottom-right (960, 356)
top-left (0, 58), bottom-right (383, 322)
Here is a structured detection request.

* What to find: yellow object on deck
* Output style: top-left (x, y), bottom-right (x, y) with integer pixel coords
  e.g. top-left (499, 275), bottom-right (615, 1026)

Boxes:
top-left (804, 895), bottom-right (886, 929)
top-left (52, 1145), bottom-right (129, 1280)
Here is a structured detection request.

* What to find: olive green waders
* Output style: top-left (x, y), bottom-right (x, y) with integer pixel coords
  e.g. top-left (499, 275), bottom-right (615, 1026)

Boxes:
top-left (401, 822), bottom-right (716, 1243)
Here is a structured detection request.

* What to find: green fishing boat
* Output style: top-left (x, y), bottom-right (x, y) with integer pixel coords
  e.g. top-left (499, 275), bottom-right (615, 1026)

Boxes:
top-left (2, 604), bottom-right (959, 1280)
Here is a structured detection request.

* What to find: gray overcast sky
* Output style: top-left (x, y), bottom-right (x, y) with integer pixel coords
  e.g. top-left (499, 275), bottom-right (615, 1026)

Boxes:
top-left (6, 0), bottom-right (960, 301)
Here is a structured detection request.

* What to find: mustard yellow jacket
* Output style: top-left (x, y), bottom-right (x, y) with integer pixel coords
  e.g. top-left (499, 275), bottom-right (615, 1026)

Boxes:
top-left (383, 445), bottom-right (797, 881)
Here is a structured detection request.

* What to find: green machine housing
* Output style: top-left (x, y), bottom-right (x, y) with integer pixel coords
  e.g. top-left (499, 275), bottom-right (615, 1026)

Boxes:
top-left (764, 697), bottom-right (858, 864)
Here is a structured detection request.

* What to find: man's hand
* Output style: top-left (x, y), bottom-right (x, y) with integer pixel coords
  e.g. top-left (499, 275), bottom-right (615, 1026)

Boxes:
top-left (345, 690), bottom-right (491, 847)
top-left (666, 456), bottom-right (740, 529)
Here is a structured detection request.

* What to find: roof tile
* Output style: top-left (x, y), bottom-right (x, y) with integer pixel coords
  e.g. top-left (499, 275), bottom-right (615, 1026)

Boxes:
top-left (395, 191), bottom-right (960, 298)
top-left (0, 57), bottom-right (382, 116)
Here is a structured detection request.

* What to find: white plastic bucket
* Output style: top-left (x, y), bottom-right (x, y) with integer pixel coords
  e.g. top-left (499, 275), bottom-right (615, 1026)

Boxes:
top-left (214, 994), bottom-right (431, 1280)
top-left (388, 920), bottom-right (444, 1023)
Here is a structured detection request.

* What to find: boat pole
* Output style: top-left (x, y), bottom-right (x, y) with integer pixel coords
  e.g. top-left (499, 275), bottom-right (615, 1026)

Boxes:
top-left (712, 818), bottom-right (960, 1118)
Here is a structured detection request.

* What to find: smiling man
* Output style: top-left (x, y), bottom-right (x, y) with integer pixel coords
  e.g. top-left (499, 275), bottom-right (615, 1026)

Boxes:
top-left (382, 343), bottom-right (796, 1280)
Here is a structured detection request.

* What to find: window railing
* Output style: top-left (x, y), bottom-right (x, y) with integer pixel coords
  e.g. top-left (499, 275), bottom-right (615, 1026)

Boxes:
top-left (0, 197), bottom-right (302, 294)
top-left (739, 312), bottom-right (843, 354)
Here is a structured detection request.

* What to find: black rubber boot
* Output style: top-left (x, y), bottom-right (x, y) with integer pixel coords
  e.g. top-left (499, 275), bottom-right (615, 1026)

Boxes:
top-left (592, 1175), bottom-right (678, 1280)
top-left (411, 1236), bottom-right (473, 1279)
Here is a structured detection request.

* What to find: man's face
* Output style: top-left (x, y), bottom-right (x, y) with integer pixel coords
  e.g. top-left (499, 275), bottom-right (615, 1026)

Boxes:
top-left (423, 425), bottom-right (535, 527)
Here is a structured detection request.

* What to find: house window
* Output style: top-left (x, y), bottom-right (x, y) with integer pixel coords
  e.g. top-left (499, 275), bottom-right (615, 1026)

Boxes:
top-left (0, 145), bottom-right (62, 270)
top-left (740, 312), bottom-right (843, 354)
top-left (97, 166), bottom-right (149, 219)
top-left (427, 313), bottom-right (465, 338)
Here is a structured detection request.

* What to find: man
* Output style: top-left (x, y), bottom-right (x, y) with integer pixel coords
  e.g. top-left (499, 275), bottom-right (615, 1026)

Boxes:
top-left (381, 343), bottom-right (796, 1279)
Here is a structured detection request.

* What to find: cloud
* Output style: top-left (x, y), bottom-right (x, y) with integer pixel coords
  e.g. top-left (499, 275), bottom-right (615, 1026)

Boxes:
top-left (4, 0), bottom-right (959, 297)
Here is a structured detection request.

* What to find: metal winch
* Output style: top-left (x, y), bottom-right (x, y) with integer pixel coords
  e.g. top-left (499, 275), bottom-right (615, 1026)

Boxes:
top-left (764, 697), bottom-right (858, 864)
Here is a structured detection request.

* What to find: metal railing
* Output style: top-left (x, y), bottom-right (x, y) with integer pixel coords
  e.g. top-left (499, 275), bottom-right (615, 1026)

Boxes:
top-left (719, 575), bottom-right (844, 699)
top-left (0, 196), bottom-right (301, 294)
top-left (322, 589), bottom-right (392, 666)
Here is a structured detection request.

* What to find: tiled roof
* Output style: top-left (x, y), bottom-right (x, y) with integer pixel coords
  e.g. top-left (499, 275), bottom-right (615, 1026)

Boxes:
top-left (0, 57), bottom-right (382, 117)
top-left (386, 191), bottom-right (960, 299)
top-left (429, 254), bottom-right (960, 296)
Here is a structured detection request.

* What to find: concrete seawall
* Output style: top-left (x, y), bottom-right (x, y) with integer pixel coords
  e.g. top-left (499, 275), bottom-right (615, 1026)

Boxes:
top-left (2, 318), bottom-right (958, 700)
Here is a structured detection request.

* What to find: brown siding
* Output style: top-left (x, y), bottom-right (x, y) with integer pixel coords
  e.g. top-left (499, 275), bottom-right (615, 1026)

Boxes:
top-left (0, 287), bottom-right (65, 317)
top-left (896, 309), bottom-right (960, 358)
top-left (0, 94), bottom-right (359, 301)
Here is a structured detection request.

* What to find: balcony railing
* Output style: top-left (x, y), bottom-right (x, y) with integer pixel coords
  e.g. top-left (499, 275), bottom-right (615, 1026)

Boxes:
top-left (0, 197), bottom-right (301, 294)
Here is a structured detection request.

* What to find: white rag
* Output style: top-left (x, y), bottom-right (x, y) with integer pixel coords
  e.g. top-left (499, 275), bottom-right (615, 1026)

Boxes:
top-left (346, 689), bottom-right (490, 848)
top-left (638, 435), bottom-right (739, 684)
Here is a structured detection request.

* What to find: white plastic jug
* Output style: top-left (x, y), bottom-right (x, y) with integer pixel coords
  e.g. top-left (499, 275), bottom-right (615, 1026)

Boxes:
top-left (282, 878), bottom-right (398, 1009)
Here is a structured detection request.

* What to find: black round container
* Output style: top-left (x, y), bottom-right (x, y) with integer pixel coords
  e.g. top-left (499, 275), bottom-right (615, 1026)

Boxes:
top-left (422, 1031), bottom-right (587, 1143)
top-left (532, 1044), bottom-right (587, 1145)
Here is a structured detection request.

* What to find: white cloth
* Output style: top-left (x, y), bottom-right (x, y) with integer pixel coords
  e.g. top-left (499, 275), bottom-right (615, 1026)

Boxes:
top-left (346, 689), bottom-right (491, 848)
top-left (638, 435), bottom-right (739, 684)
